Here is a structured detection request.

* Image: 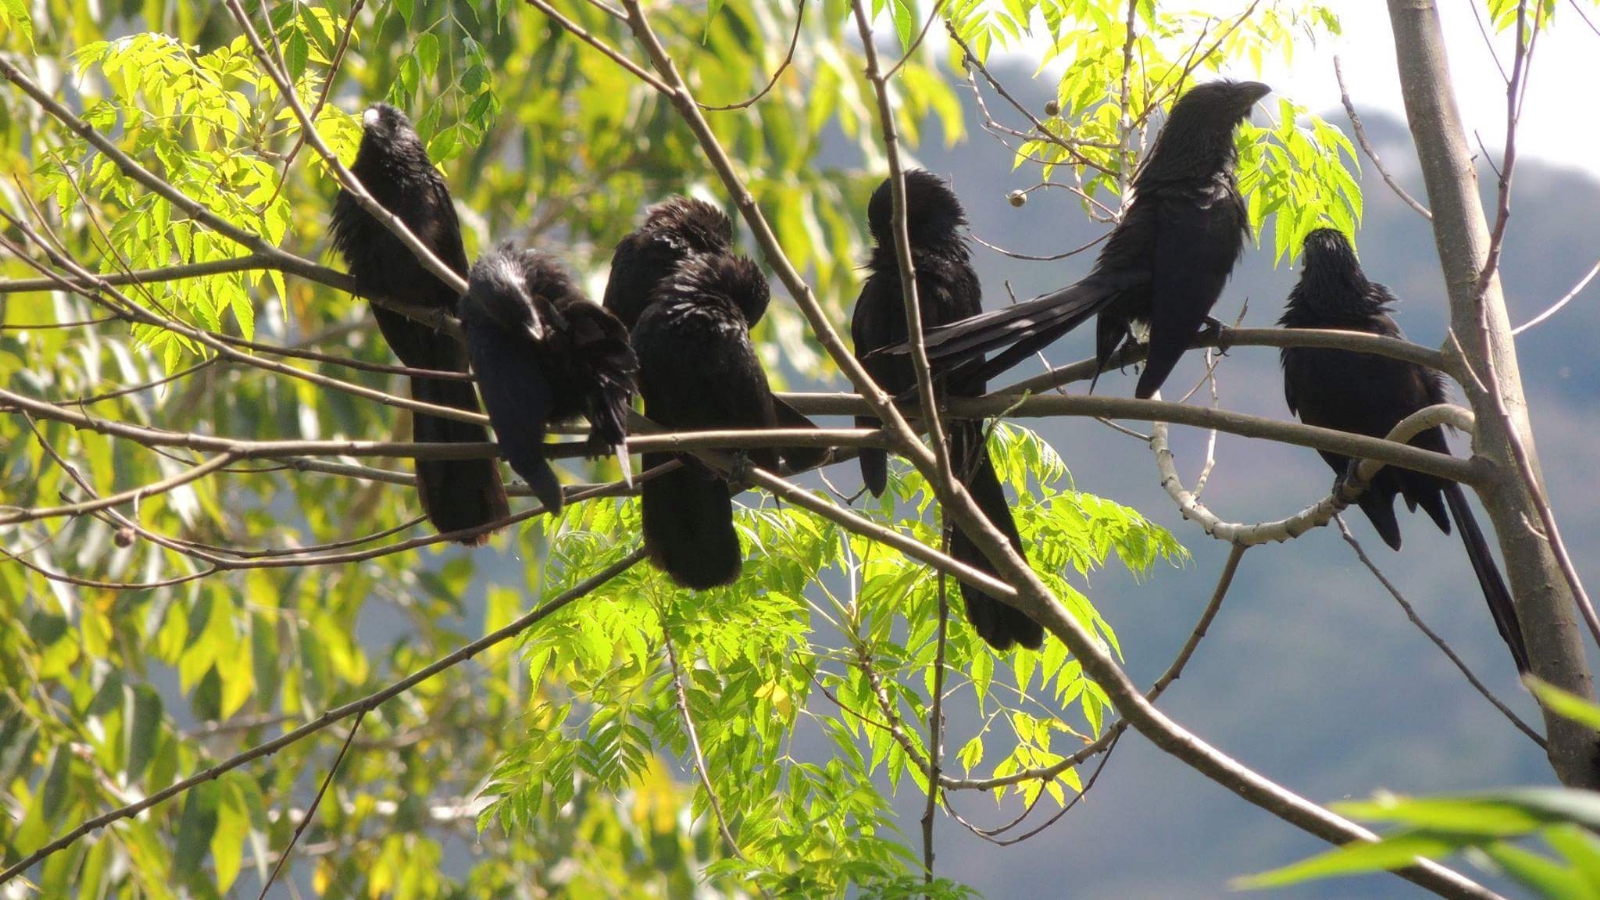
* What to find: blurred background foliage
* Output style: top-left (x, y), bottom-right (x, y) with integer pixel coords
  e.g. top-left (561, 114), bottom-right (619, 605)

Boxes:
top-left (0, 0), bottom-right (1376, 896)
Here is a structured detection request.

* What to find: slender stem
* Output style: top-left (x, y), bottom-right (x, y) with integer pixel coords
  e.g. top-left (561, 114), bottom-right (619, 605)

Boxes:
top-left (1336, 518), bottom-right (1545, 747)
top-left (849, 0), bottom-right (955, 500)
top-left (1334, 55), bottom-right (1431, 220)
top-left (254, 712), bottom-right (367, 900)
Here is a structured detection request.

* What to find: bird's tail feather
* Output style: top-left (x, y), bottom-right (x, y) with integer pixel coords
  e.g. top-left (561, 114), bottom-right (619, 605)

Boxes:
top-left (641, 452), bottom-right (742, 589)
top-left (410, 374), bottom-right (511, 541)
top-left (1356, 491), bottom-right (1404, 552)
top-left (771, 395), bottom-right (832, 472)
top-left (857, 416), bottom-right (888, 497)
top-left (1444, 482), bottom-right (1530, 673)
top-left (947, 422), bottom-right (1044, 651)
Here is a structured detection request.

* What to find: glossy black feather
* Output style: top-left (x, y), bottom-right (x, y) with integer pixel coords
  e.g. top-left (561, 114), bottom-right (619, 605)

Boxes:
top-left (1279, 228), bottom-right (1529, 673)
top-left (877, 81), bottom-right (1267, 399)
top-left (329, 103), bottom-right (508, 541)
top-left (459, 245), bottom-right (637, 514)
top-left (634, 254), bottom-right (800, 589)
top-left (602, 196), bottom-right (734, 331)
top-left (850, 170), bottom-right (1044, 651)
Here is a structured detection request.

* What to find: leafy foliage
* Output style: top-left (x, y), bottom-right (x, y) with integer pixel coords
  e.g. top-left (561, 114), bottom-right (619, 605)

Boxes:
top-left (480, 424), bottom-right (1181, 896)
top-left (0, 0), bottom-right (1389, 896)
top-left (949, 0), bottom-right (1359, 263)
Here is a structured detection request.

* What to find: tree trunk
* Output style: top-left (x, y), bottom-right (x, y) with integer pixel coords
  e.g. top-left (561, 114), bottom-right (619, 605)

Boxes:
top-left (1386, 0), bottom-right (1598, 787)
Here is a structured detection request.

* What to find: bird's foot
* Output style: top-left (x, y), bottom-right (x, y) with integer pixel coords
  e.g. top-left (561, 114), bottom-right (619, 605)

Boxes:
top-left (1200, 316), bottom-right (1234, 356)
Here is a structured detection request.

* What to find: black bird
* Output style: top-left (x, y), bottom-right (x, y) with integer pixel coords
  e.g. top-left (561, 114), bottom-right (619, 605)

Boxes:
top-left (1279, 227), bottom-right (1529, 673)
top-left (876, 80), bottom-right (1270, 399)
top-left (633, 253), bottom-right (810, 589)
top-left (459, 245), bottom-right (637, 514)
top-left (330, 103), bottom-right (508, 542)
top-left (851, 170), bottom-right (1043, 651)
top-left (602, 195), bottom-right (734, 332)
top-left (603, 195), bottom-right (825, 467)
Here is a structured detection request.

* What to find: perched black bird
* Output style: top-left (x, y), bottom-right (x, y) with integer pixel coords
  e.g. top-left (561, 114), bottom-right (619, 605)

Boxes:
top-left (877, 80), bottom-right (1270, 399)
top-left (602, 196), bottom-right (734, 332)
top-left (633, 253), bottom-right (809, 589)
top-left (330, 103), bottom-right (508, 542)
top-left (459, 245), bottom-right (637, 514)
top-left (851, 170), bottom-right (1043, 651)
top-left (603, 195), bottom-right (824, 467)
top-left (1279, 228), bottom-right (1529, 673)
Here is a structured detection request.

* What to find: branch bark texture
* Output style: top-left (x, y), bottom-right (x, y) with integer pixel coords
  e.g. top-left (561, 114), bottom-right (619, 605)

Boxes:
top-left (1386, 0), bottom-right (1597, 786)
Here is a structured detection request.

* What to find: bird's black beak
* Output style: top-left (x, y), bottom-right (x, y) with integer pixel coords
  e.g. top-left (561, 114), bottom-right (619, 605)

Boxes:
top-left (1241, 81), bottom-right (1272, 110)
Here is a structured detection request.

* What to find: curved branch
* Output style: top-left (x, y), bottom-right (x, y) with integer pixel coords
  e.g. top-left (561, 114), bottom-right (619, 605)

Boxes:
top-left (944, 544), bottom-right (1248, 792)
top-left (1150, 403), bottom-right (1476, 546)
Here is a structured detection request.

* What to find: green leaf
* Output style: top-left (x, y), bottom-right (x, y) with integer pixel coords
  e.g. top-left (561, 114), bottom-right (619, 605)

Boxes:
top-left (285, 29), bottom-right (309, 81)
top-left (415, 32), bottom-right (440, 79)
top-left (1, 0), bottom-right (34, 49)
top-left (1528, 677), bottom-right (1600, 730)
top-left (1336, 789), bottom-right (1600, 836)
top-left (175, 781), bottom-right (222, 879)
top-left (123, 684), bottom-right (163, 781)
top-left (1237, 832), bottom-right (1472, 889)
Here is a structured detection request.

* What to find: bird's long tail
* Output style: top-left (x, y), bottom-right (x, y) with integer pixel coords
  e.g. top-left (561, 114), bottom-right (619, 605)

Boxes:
top-left (868, 273), bottom-right (1136, 393)
top-left (857, 414), bottom-right (888, 498)
top-left (1444, 482), bottom-right (1530, 673)
top-left (947, 421), bottom-right (1044, 651)
top-left (410, 372), bottom-right (512, 541)
top-left (641, 452), bottom-right (742, 589)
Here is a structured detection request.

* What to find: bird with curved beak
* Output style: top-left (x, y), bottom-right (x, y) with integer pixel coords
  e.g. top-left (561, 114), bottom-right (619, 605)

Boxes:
top-left (459, 245), bottom-right (637, 514)
top-left (330, 102), bottom-right (510, 542)
top-left (872, 80), bottom-right (1272, 400)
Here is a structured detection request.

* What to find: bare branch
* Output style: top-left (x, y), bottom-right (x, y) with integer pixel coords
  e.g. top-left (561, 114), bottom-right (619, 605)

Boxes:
top-left (1336, 517), bottom-right (1545, 747)
top-left (849, 0), bottom-right (956, 498)
top-left (1512, 255), bottom-right (1600, 335)
top-left (1334, 55), bottom-right (1432, 220)
top-left (1150, 403), bottom-right (1477, 546)
top-left (700, 0), bottom-right (806, 111)
top-left (255, 712), bottom-right (367, 900)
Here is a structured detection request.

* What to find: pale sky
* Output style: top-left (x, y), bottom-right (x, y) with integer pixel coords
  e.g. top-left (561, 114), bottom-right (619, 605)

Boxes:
top-left (983, 2), bottom-right (1600, 180)
top-left (1212, 2), bottom-right (1600, 180)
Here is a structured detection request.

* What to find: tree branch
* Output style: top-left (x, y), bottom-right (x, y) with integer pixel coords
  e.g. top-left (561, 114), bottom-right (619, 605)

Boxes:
top-left (1334, 55), bottom-right (1432, 220)
top-left (1150, 403), bottom-right (1477, 546)
top-left (1336, 517), bottom-right (1545, 747)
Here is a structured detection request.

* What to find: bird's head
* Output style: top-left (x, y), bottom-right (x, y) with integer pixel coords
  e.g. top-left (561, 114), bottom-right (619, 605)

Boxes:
top-left (464, 245), bottom-right (544, 339)
top-left (1137, 79), bottom-right (1271, 183)
top-left (354, 103), bottom-right (423, 162)
top-left (643, 196), bottom-right (735, 255)
top-left (1300, 227), bottom-right (1359, 273)
top-left (1174, 80), bottom-right (1271, 124)
top-left (668, 253), bottom-right (771, 328)
top-left (867, 169), bottom-right (967, 247)
top-left (1286, 226), bottom-right (1376, 316)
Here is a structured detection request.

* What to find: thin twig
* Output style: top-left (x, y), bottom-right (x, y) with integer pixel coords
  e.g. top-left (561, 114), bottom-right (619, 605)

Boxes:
top-left (1334, 56), bottom-right (1431, 220)
top-left (701, 0), bottom-right (806, 110)
top-left (1511, 256), bottom-right (1600, 335)
top-left (1336, 517), bottom-right (1545, 747)
top-left (944, 544), bottom-right (1246, 791)
top-left (921, 530), bottom-right (951, 880)
top-left (255, 711), bottom-right (367, 900)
